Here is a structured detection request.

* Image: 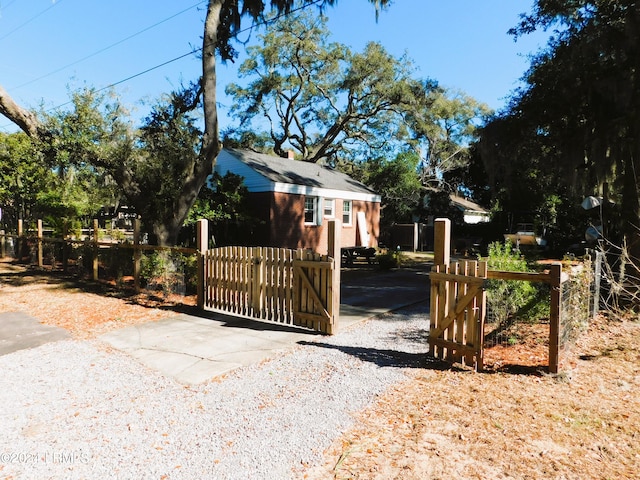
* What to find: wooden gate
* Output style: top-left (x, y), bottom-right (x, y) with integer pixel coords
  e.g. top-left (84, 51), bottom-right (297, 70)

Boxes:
top-left (202, 246), bottom-right (338, 334)
top-left (429, 260), bottom-right (488, 370)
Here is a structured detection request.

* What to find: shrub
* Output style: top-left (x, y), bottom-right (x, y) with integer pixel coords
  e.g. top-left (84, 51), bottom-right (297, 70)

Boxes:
top-left (483, 240), bottom-right (541, 325)
top-left (140, 251), bottom-right (197, 296)
top-left (376, 249), bottom-right (404, 270)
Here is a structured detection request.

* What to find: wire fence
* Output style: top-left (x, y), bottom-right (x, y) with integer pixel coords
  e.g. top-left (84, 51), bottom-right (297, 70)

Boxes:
top-left (482, 256), bottom-right (599, 371)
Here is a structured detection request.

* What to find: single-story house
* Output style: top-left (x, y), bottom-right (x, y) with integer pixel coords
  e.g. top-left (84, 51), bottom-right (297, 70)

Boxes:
top-left (213, 148), bottom-right (381, 253)
top-left (449, 195), bottom-right (491, 224)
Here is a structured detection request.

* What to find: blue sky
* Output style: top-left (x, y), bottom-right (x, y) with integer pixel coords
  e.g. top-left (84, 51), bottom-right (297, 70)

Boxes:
top-left (0, 0), bottom-right (549, 133)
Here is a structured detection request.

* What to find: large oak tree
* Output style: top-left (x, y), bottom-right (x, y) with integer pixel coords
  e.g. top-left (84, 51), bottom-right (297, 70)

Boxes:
top-left (0, 0), bottom-right (390, 245)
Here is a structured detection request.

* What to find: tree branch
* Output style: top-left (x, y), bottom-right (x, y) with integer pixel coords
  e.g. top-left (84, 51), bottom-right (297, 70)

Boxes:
top-left (0, 84), bottom-right (42, 139)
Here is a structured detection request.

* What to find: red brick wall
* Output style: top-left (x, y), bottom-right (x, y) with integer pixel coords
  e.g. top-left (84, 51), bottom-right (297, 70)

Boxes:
top-left (246, 192), bottom-right (380, 252)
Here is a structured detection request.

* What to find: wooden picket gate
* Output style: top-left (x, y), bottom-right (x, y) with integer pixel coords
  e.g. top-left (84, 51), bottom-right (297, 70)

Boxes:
top-left (428, 218), bottom-right (566, 373)
top-left (202, 246), bottom-right (338, 334)
top-left (429, 260), bottom-right (488, 370)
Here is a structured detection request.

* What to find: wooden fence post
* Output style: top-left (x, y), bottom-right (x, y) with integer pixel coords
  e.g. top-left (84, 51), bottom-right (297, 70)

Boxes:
top-left (62, 222), bottom-right (68, 273)
top-left (327, 219), bottom-right (341, 334)
top-left (434, 218), bottom-right (451, 266)
top-left (37, 219), bottom-right (43, 268)
top-left (549, 262), bottom-right (562, 374)
top-left (251, 246), bottom-right (264, 315)
top-left (197, 219), bottom-right (208, 310)
top-left (133, 219), bottom-right (141, 293)
top-left (92, 219), bottom-right (99, 281)
top-left (17, 219), bottom-right (23, 260)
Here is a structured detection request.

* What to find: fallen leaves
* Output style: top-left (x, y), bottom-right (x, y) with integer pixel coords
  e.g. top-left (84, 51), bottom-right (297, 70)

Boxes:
top-left (303, 314), bottom-right (640, 479)
top-left (0, 261), bottom-right (195, 339)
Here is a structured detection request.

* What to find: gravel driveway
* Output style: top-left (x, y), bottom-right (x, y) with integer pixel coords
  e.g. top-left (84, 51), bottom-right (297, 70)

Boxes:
top-left (0, 302), bottom-right (430, 480)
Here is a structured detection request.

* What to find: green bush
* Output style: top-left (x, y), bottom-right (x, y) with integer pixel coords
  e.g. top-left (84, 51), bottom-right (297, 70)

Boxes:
top-left (483, 240), bottom-right (543, 325)
top-left (140, 251), bottom-right (197, 295)
top-left (376, 249), bottom-right (404, 270)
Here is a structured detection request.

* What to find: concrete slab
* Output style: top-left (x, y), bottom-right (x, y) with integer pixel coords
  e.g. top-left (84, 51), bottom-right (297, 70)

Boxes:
top-left (0, 311), bottom-right (70, 356)
top-left (100, 312), bottom-right (320, 384)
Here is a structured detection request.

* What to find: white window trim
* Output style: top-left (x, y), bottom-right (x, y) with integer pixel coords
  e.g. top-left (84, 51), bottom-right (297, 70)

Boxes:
top-left (323, 198), bottom-right (335, 218)
top-left (304, 196), bottom-right (318, 225)
top-left (342, 200), bottom-right (352, 226)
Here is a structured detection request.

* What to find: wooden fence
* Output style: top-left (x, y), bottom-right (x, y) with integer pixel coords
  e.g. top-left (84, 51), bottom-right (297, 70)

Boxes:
top-left (0, 219), bottom-right (195, 292)
top-left (202, 246), bottom-right (337, 333)
top-left (2, 218), bottom-right (342, 334)
top-left (196, 219), bottom-right (340, 334)
top-left (430, 218), bottom-right (569, 373)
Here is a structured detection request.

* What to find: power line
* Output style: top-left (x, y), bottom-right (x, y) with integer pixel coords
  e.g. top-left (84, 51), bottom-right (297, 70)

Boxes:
top-left (0, 0), bottom-right (63, 42)
top-left (0, 0), bottom-right (21, 16)
top-left (92, 0), bottom-right (325, 95)
top-left (10, 1), bottom-right (207, 92)
top-left (0, 0), bottom-right (326, 129)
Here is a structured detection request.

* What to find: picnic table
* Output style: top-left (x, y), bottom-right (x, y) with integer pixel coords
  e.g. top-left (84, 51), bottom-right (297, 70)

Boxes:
top-left (341, 246), bottom-right (377, 266)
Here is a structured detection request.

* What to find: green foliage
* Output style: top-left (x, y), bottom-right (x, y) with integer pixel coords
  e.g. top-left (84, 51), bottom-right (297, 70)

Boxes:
top-left (140, 251), bottom-right (197, 295)
top-left (101, 246), bottom-right (134, 284)
top-left (376, 249), bottom-right (404, 270)
top-left (0, 126), bottom-right (113, 232)
top-left (225, 10), bottom-right (420, 163)
top-left (407, 86), bottom-right (491, 190)
top-left (184, 172), bottom-right (261, 246)
top-left (345, 152), bottom-right (422, 229)
top-left (481, 0), bottom-right (640, 254)
top-left (0, 132), bottom-right (52, 226)
top-left (484, 240), bottom-right (541, 325)
top-left (423, 190), bottom-right (464, 225)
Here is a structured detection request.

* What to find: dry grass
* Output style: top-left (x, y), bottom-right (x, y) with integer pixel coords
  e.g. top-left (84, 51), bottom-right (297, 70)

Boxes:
top-left (0, 260), bottom-right (195, 339)
top-left (303, 312), bottom-right (640, 479)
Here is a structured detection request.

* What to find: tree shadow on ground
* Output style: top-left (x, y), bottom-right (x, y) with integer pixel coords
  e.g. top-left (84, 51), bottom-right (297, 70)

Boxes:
top-left (297, 340), bottom-right (450, 370)
top-left (0, 261), bottom-right (194, 314)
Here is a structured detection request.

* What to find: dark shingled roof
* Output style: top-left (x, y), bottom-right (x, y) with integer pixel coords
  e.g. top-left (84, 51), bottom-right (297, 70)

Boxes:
top-left (224, 148), bottom-right (377, 195)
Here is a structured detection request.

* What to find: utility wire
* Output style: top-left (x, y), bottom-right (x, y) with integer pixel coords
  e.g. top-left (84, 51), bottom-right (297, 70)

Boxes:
top-left (92, 0), bottom-right (325, 95)
top-left (0, 0), bottom-right (63, 42)
top-left (10, 1), bottom-right (207, 92)
top-left (0, 0), bottom-right (21, 16)
top-left (0, 0), bottom-right (325, 129)
top-left (49, 0), bottom-right (325, 106)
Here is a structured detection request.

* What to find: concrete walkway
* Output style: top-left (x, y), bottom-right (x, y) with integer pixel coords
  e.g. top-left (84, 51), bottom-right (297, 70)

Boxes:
top-left (0, 311), bottom-right (70, 356)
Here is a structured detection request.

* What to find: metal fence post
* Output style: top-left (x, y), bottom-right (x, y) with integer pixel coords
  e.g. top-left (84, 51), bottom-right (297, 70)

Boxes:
top-left (593, 250), bottom-right (603, 318)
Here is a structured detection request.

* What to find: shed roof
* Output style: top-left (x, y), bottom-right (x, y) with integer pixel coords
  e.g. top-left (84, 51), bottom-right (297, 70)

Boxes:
top-left (220, 148), bottom-right (378, 197)
top-left (449, 194), bottom-right (489, 214)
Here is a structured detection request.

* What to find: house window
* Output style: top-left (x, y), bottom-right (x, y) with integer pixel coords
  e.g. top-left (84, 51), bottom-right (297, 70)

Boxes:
top-left (342, 200), bottom-right (352, 226)
top-left (304, 197), bottom-right (317, 225)
top-left (323, 198), bottom-right (335, 218)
